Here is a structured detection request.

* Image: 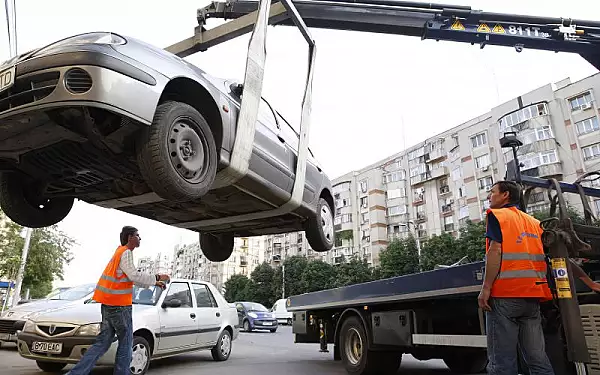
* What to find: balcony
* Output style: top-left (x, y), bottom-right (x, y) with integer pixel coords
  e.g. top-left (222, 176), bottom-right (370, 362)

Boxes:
top-left (413, 193), bottom-right (425, 205)
top-left (439, 185), bottom-right (450, 195)
top-left (441, 203), bottom-right (453, 216)
top-left (416, 211), bottom-right (427, 222)
top-left (522, 163), bottom-right (563, 179)
top-left (426, 148), bottom-right (446, 163)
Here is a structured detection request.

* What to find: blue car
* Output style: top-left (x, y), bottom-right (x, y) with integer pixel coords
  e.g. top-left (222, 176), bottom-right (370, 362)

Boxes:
top-left (234, 301), bottom-right (278, 333)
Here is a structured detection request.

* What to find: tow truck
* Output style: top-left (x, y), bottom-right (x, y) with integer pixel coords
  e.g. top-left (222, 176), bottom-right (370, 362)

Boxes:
top-left (161, 0), bottom-right (600, 374)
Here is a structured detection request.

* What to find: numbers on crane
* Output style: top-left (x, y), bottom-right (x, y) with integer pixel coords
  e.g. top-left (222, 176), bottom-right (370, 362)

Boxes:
top-left (507, 25), bottom-right (550, 38)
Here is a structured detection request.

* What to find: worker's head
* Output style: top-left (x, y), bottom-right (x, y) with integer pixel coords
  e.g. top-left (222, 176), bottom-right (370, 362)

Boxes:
top-left (488, 181), bottom-right (521, 209)
top-left (120, 226), bottom-right (141, 248)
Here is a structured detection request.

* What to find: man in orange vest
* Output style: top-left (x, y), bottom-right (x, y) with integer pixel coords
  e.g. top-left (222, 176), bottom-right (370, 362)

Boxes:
top-left (478, 181), bottom-right (555, 375)
top-left (66, 226), bottom-right (170, 375)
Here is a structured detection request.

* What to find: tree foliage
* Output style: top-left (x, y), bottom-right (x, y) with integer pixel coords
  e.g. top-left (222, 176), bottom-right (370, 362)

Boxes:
top-left (377, 235), bottom-right (419, 278)
top-left (0, 212), bottom-right (76, 299)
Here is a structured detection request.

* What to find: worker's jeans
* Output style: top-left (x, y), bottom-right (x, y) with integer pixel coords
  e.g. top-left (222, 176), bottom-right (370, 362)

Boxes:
top-left (486, 297), bottom-right (555, 375)
top-left (66, 304), bottom-right (133, 375)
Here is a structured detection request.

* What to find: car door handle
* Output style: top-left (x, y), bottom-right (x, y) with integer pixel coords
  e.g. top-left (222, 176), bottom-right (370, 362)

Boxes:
top-left (190, 313), bottom-right (196, 319)
top-left (216, 312), bottom-right (221, 317)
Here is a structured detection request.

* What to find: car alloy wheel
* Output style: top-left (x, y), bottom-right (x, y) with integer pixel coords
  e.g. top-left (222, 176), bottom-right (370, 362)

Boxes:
top-left (320, 202), bottom-right (334, 245)
top-left (130, 342), bottom-right (149, 374)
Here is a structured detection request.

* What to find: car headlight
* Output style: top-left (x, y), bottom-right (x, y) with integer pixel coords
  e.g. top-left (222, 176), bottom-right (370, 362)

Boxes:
top-left (248, 312), bottom-right (258, 319)
top-left (23, 320), bottom-right (36, 333)
top-left (75, 323), bottom-right (101, 336)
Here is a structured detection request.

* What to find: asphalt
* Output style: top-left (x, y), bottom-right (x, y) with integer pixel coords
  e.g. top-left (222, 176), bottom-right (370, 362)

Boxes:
top-left (1, 325), bottom-right (479, 374)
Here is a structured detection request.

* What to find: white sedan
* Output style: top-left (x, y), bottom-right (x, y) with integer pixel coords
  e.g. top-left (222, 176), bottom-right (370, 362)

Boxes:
top-left (16, 279), bottom-right (239, 374)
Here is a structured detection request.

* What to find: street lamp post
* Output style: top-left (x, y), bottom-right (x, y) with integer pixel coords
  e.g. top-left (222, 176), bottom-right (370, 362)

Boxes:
top-left (399, 220), bottom-right (421, 270)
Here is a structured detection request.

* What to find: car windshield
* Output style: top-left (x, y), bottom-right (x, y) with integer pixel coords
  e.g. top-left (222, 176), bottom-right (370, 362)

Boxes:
top-left (133, 285), bottom-right (163, 306)
top-left (243, 302), bottom-right (268, 312)
top-left (49, 283), bottom-right (96, 301)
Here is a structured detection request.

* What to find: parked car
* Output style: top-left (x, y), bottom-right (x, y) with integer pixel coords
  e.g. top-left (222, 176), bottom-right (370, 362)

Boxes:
top-left (270, 298), bottom-right (293, 325)
top-left (0, 283), bottom-right (95, 344)
top-left (0, 31), bottom-right (335, 263)
top-left (235, 301), bottom-right (278, 332)
top-left (16, 279), bottom-right (238, 374)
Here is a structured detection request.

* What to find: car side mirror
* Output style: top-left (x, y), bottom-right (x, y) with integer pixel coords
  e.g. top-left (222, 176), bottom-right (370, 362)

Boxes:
top-left (162, 299), bottom-right (181, 309)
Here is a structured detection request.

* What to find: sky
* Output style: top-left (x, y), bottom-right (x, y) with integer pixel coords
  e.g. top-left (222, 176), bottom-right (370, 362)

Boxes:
top-left (1, 0), bottom-right (599, 287)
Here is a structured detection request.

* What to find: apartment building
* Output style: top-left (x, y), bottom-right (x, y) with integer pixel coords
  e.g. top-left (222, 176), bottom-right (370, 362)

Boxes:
top-left (170, 236), bottom-right (266, 292)
top-left (263, 231), bottom-right (323, 266)
top-left (268, 72), bottom-right (600, 267)
top-left (134, 252), bottom-right (172, 275)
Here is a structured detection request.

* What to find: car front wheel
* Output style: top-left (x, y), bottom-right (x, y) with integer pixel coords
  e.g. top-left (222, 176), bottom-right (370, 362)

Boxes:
top-left (136, 100), bottom-right (218, 202)
top-left (0, 172), bottom-right (74, 228)
top-left (305, 197), bottom-right (335, 252)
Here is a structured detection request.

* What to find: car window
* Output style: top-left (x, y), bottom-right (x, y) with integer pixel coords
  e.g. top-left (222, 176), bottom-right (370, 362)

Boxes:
top-left (163, 282), bottom-right (192, 308)
top-left (258, 99), bottom-right (280, 132)
top-left (192, 283), bottom-right (217, 308)
top-left (275, 111), bottom-right (315, 158)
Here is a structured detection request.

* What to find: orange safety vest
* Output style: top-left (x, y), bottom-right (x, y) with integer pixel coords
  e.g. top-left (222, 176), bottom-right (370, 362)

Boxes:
top-left (92, 245), bottom-right (134, 306)
top-left (485, 206), bottom-right (552, 301)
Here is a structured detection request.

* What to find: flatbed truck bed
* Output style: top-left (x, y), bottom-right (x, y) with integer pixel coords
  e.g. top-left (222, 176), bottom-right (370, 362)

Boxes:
top-left (286, 259), bottom-right (600, 374)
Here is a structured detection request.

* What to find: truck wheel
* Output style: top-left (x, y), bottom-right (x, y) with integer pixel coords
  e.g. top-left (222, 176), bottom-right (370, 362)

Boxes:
top-left (0, 172), bottom-right (74, 228)
top-left (136, 100), bottom-right (218, 202)
top-left (443, 351), bottom-right (488, 374)
top-left (305, 197), bottom-right (334, 252)
top-left (199, 232), bottom-right (234, 262)
top-left (35, 361), bottom-right (67, 372)
top-left (339, 316), bottom-right (401, 375)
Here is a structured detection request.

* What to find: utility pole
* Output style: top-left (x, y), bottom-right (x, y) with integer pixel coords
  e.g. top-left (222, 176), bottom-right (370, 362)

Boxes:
top-left (282, 263), bottom-right (285, 299)
top-left (12, 228), bottom-right (32, 308)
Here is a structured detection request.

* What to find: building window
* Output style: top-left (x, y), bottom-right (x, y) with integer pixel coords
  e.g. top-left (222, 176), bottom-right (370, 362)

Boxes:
top-left (475, 154), bottom-right (491, 169)
top-left (457, 185), bottom-right (467, 198)
top-left (387, 205), bottom-right (407, 216)
top-left (498, 103), bottom-right (548, 133)
top-left (443, 216), bottom-right (454, 231)
top-left (540, 150), bottom-right (558, 164)
top-left (359, 180), bottom-right (368, 193)
top-left (360, 196), bottom-right (368, 208)
top-left (582, 143), bottom-right (600, 161)
top-left (334, 214), bottom-right (352, 225)
top-left (569, 92), bottom-right (593, 111)
top-left (470, 132), bottom-right (487, 149)
top-left (529, 191), bottom-right (545, 203)
top-left (361, 213), bottom-right (369, 224)
top-left (535, 126), bottom-right (554, 141)
top-left (452, 166), bottom-right (462, 181)
top-left (576, 117), bottom-right (600, 135)
top-left (387, 188), bottom-right (406, 199)
top-left (459, 205), bottom-right (469, 219)
top-left (481, 199), bottom-right (491, 211)
top-left (383, 170), bottom-right (406, 183)
top-left (478, 176), bottom-right (494, 191)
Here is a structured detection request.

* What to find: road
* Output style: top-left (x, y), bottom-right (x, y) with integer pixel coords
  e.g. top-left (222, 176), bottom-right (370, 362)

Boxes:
top-left (1, 325), bottom-right (477, 374)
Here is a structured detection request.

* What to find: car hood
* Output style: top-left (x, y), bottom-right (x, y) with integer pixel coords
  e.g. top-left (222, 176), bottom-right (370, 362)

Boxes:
top-left (249, 311), bottom-right (275, 319)
top-left (30, 303), bottom-right (154, 325)
top-left (1, 299), bottom-right (81, 320)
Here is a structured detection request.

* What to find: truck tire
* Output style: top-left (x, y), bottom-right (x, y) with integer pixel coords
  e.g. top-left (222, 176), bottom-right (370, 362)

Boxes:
top-left (443, 351), bottom-right (488, 374)
top-left (339, 315), bottom-right (401, 375)
top-left (136, 100), bottom-right (218, 202)
top-left (305, 197), bottom-right (335, 252)
top-left (35, 361), bottom-right (67, 372)
top-left (199, 232), bottom-right (234, 262)
top-left (0, 172), bottom-right (74, 228)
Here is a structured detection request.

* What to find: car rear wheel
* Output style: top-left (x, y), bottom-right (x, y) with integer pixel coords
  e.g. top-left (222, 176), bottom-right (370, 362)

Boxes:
top-left (304, 197), bottom-right (335, 252)
top-left (0, 172), bottom-right (74, 228)
top-left (130, 335), bottom-right (151, 375)
top-left (211, 329), bottom-right (232, 361)
top-left (35, 361), bottom-right (67, 372)
top-left (199, 232), bottom-right (234, 262)
top-left (136, 100), bottom-right (218, 202)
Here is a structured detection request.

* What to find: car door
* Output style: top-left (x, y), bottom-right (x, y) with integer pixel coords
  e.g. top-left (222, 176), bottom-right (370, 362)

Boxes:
top-left (225, 83), bottom-right (292, 194)
top-left (235, 302), bottom-right (246, 326)
top-left (157, 281), bottom-right (198, 351)
top-left (191, 283), bottom-right (222, 346)
top-left (276, 111), bottom-right (320, 204)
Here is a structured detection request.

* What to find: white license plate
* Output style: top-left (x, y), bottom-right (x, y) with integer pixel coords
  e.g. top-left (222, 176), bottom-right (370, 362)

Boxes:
top-left (262, 321), bottom-right (273, 325)
top-left (32, 341), bottom-right (62, 354)
top-left (0, 65), bottom-right (15, 94)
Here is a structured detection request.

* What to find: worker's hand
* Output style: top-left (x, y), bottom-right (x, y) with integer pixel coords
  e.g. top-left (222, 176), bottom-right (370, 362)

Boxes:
top-left (155, 281), bottom-right (166, 290)
top-left (157, 274), bottom-right (170, 282)
top-left (478, 286), bottom-right (492, 312)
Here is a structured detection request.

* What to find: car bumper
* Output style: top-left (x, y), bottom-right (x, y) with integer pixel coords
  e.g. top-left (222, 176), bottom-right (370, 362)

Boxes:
top-left (0, 50), bottom-right (168, 125)
top-left (17, 332), bottom-right (118, 365)
top-left (251, 319), bottom-right (278, 329)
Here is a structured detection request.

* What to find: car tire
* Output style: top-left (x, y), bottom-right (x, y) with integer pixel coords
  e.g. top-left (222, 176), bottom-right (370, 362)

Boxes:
top-left (0, 172), bottom-right (74, 228)
top-left (270, 328), bottom-right (277, 333)
top-left (199, 232), bottom-right (234, 262)
top-left (35, 361), bottom-right (67, 372)
top-left (304, 197), bottom-right (335, 252)
top-left (136, 100), bottom-right (218, 202)
top-left (211, 329), bottom-right (232, 361)
top-left (243, 320), bottom-right (252, 332)
top-left (130, 335), bottom-right (151, 375)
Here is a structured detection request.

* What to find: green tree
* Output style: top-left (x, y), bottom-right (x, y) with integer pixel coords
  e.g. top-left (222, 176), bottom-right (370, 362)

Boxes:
top-left (249, 262), bottom-right (277, 307)
top-left (333, 257), bottom-right (373, 287)
top-left (273, 256), bottom-right (309, 298)
top-left (419, 232), bottom-right (460, 271)
top-left (455, 219), bottom-right (487, 264)
top-left (223, 274), bottom-right (251, 302)
top-left (0, 215), bottom-right (75, 299)
top-left (300, 260), bottom-right (336, 293)
top-left (378, 235), bottom-right (419, 278)
top-left (531, 204), bottom-right (587, 225)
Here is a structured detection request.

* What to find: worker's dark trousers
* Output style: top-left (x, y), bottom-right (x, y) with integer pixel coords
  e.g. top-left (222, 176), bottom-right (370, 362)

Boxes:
top-left (486, 297), bottom-right (555, 375)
